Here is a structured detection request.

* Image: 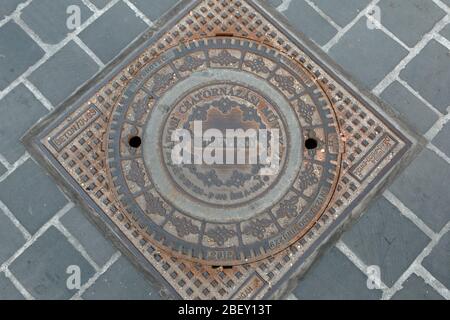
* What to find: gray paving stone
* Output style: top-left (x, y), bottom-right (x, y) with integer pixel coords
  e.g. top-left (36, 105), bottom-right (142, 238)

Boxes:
top-left (378, 0), bottom-right (445, 47)
top-left (89, 0), bottom-right (112, 10)
top-left (423, 231), bottom-right (450, 288)
top-left (0, 21), bottom-right (45, 91)
top-left (28, 41), bottom-right (98, 106)
top-left (78, 1), bottom-right (147, 64)
top-left (380, 81), bottom-right (439, 134)
top-left (0, 159), bottom-right (67, 234)
top-left (392, 274), bottom-right (443, 300)
top-left (441, 0), bottom-right (450, 8)
top-left (60, 206), bottom-right (116, 267)
top-left (0, 0), bottom-right (27, 19)
top-left (0, 208), bottom-right (26, 264)
top-left (129, 0), bottom-right (179, 21)
top-left (282, 0), bottom-right (337, 46)
top-left (293, 247), bottom-right (382, 300)
top-left (342, 197), bottom-right (430, 286)
top-left (432, 122), bottom-right (450, 158)
top-left (400, 40), bottom-right (450, 114)
top-left (82, 256), bottom-right (161, 300)
top-left (0, 272), bottom-right (24, 300)
top-left (390, 149), bottom-right (450, 232)
top-left (441, 24), bottom-right (450, 41)
top-left (266, 0), bottom-right (282, 7)
top-left (329, 18), bottom-right (408, 89)
top-left (9, 226), bottom-right (95, 299)
top-left (0, 84), bottom-right (48, 163)
top-left (310, 0), bottom-right (371, 27)
top-left (21, 0), bottom-right (93, 45)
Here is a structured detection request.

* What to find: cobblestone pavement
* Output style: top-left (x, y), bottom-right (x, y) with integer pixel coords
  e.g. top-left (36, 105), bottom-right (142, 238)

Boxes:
top-left (0, 0), bottom-right (449, 300)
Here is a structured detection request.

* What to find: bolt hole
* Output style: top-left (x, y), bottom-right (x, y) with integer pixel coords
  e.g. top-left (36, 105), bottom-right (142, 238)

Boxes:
top-left (305, 138), bottom-right (318, 150)
top-left (129, 136), bottom-right (142, 148)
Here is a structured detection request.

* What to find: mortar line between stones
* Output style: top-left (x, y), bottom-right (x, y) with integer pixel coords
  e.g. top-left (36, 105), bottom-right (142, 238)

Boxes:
top-left (70, 251), bottom-right (122, 300)
top-left (425, 112), bottom-right (450, 141)
top-left (427, 143), bottom-right (450, 165)
top-left (22, 79), bottom-right (55, 111)
top-left (381, 221), bottom-right (450, 300)
top-left (364, 14), bottom-right (410, 51)
top-left (122, 0), bottom-right (153, 26)
top-left (0, 0), bottom-right (120, 102)
top-left (288, 0), bottom-right (449, 148)
top-left (54, 220), bottom-right (101, 272)
top-left (0, 0), bottom-right (33, 29)
top-left (276, 0), bottom-right (293, 13)
top-left (0, 199), bottom-right (108, 300)
top-left (433, 0), bottom-right (450, 14)
top-left (0, 200), bottom-right (32, 241)
top-left (322, 0), bottom-right (380, 52)
top-left (414, 264), bottom-right (450, 299)
top-left (0, 154), bottom-right (13, 171)
top-left (13, 14), bottom-right (52, 53)
top-left (335, 240), bottom-right (390, 296)
top-left (372, 15), bottom-right (450, 95)
top-left (0, 153), bottom-right (31, 184)
top-left (435, 33), bottom-right (450, 49)
top-left (0, 202), bottom-right (74, 274)
top-left (0, 203), bottom-right (72, 299)
top-left (395, 78), bottom-right (443, 117)
top-left (3, 268), bottom-right (35, 300)
top-left (383, 191), bottom-right (436, 240)
top-left (81, 0), bottom-right (99, 13)
top-left (73, 35), bottom-right (106, 68)
top-left (379, 192), bottom-right (450, 299)
top-left (303, 0), bottom-right (341, 31)
top-left (0, 0), bottom-right (122, 191)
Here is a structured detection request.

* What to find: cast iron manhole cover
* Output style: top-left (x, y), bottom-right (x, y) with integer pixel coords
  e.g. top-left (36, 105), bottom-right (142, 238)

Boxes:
top-left (25, 0), bottom-right (417, 299)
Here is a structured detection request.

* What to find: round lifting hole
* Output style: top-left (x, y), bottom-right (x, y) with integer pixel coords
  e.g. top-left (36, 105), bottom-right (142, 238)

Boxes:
top-left (305, 138), bottom-right (318, 150)
top-left (129, 136), bottom-right (142, 148)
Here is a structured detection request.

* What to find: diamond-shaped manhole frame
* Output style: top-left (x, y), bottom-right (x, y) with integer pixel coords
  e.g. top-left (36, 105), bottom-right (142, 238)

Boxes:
top-left (24, 0), bottom-right (420, 299)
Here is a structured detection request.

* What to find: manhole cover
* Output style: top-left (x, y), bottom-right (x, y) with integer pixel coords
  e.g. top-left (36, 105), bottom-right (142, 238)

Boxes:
top-left (25, 0), bottom-right (416, 299)
top-left (107, 37), bottom-right (342, 266)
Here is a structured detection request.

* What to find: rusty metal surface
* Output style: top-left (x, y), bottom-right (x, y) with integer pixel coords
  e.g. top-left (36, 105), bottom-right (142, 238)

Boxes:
top-left (26, 0), bottom-right (414, 299)
top-left (106, 37), bottom-right (342, 266)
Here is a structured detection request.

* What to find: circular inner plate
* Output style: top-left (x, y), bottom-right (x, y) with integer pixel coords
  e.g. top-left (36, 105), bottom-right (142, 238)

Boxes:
top-left (107, 37), bottom-right (342, 265)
